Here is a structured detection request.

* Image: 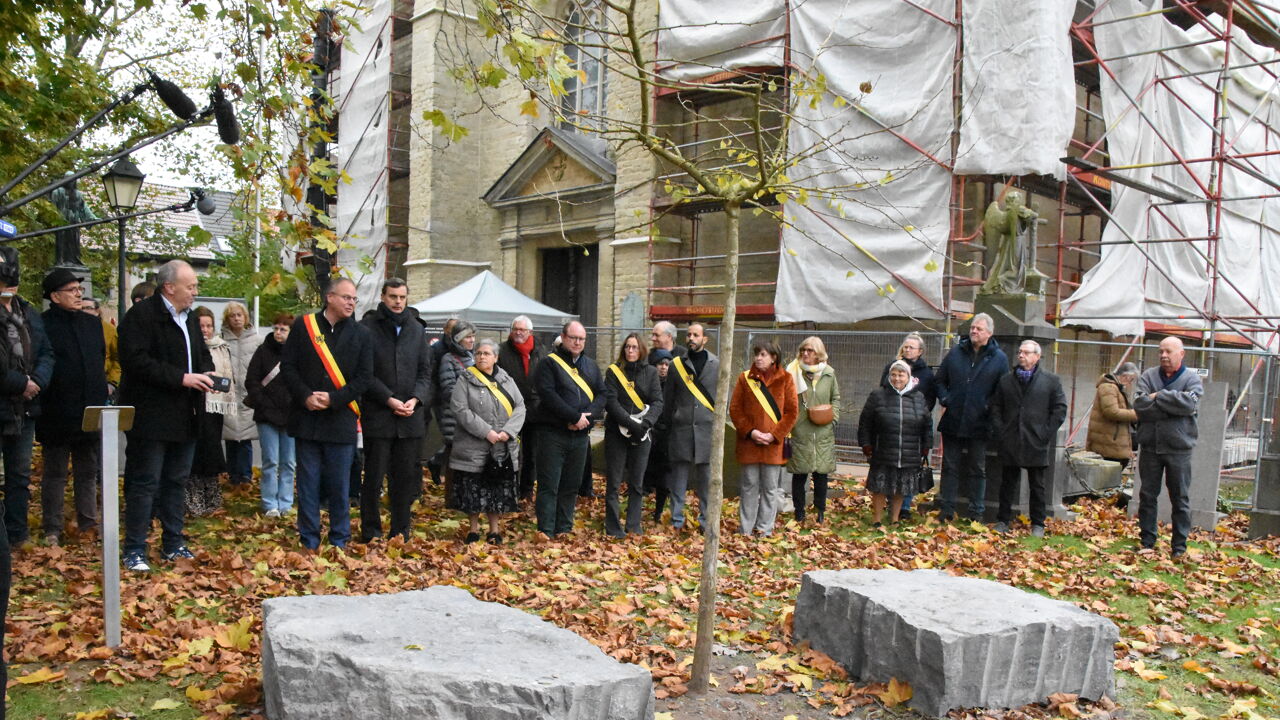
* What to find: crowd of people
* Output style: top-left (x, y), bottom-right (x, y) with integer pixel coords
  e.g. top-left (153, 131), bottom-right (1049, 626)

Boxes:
top-left (0, 257), bottom-right (1200, 573)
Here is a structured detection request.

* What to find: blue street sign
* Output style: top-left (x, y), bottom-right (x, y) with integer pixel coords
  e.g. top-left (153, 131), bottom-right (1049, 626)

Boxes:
top-left (0, 219), bottom-right (14, 239)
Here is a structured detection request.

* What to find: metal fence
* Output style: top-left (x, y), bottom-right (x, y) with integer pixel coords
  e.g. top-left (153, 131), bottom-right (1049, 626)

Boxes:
top-left (437, 322), bottom-right (1274, 496)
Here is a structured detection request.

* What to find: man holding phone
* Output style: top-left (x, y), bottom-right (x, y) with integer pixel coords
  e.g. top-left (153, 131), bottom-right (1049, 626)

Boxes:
top-left (118, 260), bottom-right (214, 572)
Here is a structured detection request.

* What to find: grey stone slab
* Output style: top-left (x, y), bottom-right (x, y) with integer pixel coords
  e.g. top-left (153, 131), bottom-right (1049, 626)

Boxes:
top-left (262, 586), bottom-right (653, 720)
top-left (793, 569), bottom-right (1117, 716)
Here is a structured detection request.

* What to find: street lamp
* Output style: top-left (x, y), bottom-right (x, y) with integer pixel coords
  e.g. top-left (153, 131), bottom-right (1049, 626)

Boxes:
top-left (102, 157), bottom-right (145, 320)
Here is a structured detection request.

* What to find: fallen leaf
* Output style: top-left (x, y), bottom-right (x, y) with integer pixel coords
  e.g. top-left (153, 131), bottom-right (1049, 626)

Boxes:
top-left (15, 666), bottom-right (65, 684)
top-left (151, 698), bottom-right (183, 710)
top-left (876, 677), bottom-right (912, 707)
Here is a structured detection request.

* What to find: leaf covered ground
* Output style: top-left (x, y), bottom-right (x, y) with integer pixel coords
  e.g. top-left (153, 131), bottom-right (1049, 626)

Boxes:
top-left (7, 473), bottom-right (1280, 720)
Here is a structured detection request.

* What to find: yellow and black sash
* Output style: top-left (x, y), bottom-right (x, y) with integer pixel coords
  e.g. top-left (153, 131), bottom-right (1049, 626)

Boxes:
top-left (468, 366), bottom-right (513, 417)
top-left (674, 356), bottom-right (714, 412)
top-left (608, 363), bottom-right (645, 412)
top-left (548, 352), bottom-right (594, 401)
top-left (743, 370), bottom-right (780, 424)
top-left (303, 313), bottom-right (360, 417)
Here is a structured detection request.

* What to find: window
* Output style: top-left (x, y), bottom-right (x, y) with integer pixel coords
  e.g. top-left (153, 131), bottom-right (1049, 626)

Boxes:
top-left (562, 1), bottom-right (606, 130)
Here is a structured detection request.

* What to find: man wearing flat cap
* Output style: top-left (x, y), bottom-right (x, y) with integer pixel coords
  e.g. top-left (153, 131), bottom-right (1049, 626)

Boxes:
top-left (38, 268), bottom-right (108, 546)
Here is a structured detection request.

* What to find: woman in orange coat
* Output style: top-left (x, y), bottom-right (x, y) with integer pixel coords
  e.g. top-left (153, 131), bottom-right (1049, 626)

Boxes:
top-left (730, 339), bottom-right (799, 536)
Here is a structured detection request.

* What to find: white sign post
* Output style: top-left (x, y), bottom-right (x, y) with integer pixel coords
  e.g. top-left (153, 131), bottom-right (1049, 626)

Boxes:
top-left (82, 405), bottom-right (134, 649)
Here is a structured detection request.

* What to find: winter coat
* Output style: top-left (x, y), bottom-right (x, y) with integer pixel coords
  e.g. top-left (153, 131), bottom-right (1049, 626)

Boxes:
top-left (1134, 365), bottom-right (1203, 455)
top-left (220, 325), bottom-right (262, 442)
top-left (244, 333), bottom-right (291, 428)
top-left (879, 355), bottom-right (937, 411)
top-left (280, 310), bottom-right (374, 444)
top-left (989, 367), bottom-right (1068, 468)
top-left (0, 297), bottom-right (54, 433)
top-left (36, 304), bottom-right (108, 444)
top-left (857, 386), bottom-right (933, 469)
top-left (1086, 373), bottom-right (1138, 460)
top-left (786, 362), bottom-right (841, 475)
top-left (664, 350), bottom-right (720, 464)
top-left (729, 365), bottom-right (799, 466)
top-left (360, 305), bottom-right (433, 439)
top-left (102, 317), bottom-right (120, 385)
top-left (436, 339), bottom-right (475, 443)
top-left (530, 346), bottom-right (606, 432)
top-left (935, 336), bottom-right (1008, 438)
top-left (118, 293), bottom-right (214, 443)
top-left (497, 336), bottom-right (544, 416)
top-left (448, 365), bottom-right (526, 474)
top-left (604, 360), bottom-right (664, 438)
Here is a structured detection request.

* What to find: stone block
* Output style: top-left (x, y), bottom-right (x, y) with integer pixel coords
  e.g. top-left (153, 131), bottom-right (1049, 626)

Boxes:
top-left (262, 586), bottom-right (654, 720)
top-left (794, 569), bottom-right (1117, 716)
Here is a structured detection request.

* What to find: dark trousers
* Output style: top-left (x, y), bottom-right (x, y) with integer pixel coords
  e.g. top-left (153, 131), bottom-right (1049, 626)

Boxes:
top-left (940, 434), bottom-right (987, 518)
top-left (997, 465), bottom-right (1047, 527)
top-left (1138, 451), bottom-right (1193, 553)
top-left (791, 472), bottom-right (829, 522)
top-left (123, 436), bottom-right (196, 556)
top-left (296, 439), bottom-right (355, 549)
top-left (1, 424), bottom-right (35, 544)
top-left (0, 510), bottom-right (9, 717)
top-left (604, 430), bottom-right (652, 537)
top-left (517, 429), bottom-right (537, 499)
top-left (224, 439), bottom-right (254, 483)
top-left (361, 436), bottom-right (420, 541)
top-left (41, 438), bottom-right (101, 538)
top-left (535, 426), bottom-right (589, 536)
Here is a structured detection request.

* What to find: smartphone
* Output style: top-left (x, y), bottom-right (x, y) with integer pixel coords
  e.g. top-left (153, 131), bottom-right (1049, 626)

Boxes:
top-left (209, 375), bottom-right (232, 392)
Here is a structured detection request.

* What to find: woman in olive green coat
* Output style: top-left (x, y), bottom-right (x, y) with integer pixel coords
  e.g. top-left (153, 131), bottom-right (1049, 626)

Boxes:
top-left (786, 337), bottom-right (841, 523)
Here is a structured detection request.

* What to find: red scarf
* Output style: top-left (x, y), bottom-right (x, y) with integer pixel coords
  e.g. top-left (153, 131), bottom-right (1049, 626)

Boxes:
top-left (512, 333), bottom-right (535, 374)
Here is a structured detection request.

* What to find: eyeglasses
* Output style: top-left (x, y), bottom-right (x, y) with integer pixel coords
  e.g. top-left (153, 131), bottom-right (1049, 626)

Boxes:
top-left (56, 286), bottom-right (83, 295)
top-left (565, 335), bottom-right (587, 342)
top-left (799, 348), bottom-right (815, 354)
top-left (330, 294), bottom-right (358, 303)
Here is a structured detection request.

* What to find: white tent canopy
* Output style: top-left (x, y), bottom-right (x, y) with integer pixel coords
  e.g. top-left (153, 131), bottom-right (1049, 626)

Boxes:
top-left (410, 270), bottom-right (577, 328)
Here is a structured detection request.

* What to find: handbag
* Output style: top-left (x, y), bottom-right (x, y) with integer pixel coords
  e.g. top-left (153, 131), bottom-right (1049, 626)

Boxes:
top-left (783, 437), bottom-right (793, 460)
top-left (481, 447), bottom-right (516, 486)
top-left (807, 404), bottom-right (834, 425)
top-left (917, 459), bottom-right (935, 494)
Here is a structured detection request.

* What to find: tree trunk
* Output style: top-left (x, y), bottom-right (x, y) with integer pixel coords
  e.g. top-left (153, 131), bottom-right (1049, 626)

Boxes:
top-left (689, 200), bottom-right (741, 693)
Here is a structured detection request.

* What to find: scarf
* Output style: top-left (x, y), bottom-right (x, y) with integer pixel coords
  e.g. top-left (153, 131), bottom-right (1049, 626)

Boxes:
top-left (1016, 365), bottom-right (1037, 384)
top-left (511, 332), bottom-right (534, 374)
top-left (688, 348), bottom-right (708, 376)
top-left (0, 301), bottom-right (30, 385)
top-left (787, 359), bottom-right (826, 395)
top-left (378, 302), bottom-right (410, 328)
top-left (205, 335), bottom-right (237, 416)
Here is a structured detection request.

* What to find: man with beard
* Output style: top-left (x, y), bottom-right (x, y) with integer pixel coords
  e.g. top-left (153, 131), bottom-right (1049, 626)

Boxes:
top-left (663, 323), bottom-right (719, 530)
top-left (360, 278), bottom-right (432, 543)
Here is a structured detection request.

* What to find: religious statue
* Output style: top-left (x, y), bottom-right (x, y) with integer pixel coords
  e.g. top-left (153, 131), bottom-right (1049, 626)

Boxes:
top-left (49, 174), bottom-right (98, 268)
top-left (979, 190), bottom-right (1049, 296)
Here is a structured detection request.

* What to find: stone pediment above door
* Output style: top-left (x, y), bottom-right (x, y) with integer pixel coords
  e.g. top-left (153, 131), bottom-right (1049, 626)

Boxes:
top-left (483, 126), bottom-right (616, 208)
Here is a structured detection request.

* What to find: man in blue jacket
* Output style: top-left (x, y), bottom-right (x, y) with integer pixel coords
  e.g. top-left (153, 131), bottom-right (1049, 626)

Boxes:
top-left (933, 313), bottom-right (1008, 521)
top-left (531, 321), bottom-right (605, 536)
top-left (1133, 336), bottom-right (1202, 558)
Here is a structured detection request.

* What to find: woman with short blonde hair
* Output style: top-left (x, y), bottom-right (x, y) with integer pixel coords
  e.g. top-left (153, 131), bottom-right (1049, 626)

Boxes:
top-left (786, 337), bottom-right (840, 523)
top-left (220, 301), bottom-right (262, 486)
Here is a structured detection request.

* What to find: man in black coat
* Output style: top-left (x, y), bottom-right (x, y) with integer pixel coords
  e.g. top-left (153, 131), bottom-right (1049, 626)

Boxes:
top-left (118, 260), bottom-right (215, 572)
top-left (497, 314), bottom-right (543, 500)
top-left (38, 269), bottom-right (108, 546)
top-left (359, 278), bottom-right (432, 543)
top-left (989, 340), bottom-right (1067, 537)
top-left (531, 321), bottom-right (605, 536)
top-left (281, 277), bottom-right (374, 551)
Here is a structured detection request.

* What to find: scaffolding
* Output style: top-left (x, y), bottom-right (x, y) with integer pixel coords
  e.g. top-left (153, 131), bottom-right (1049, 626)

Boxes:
top-left (646, 0), bottom-right (1280, 352)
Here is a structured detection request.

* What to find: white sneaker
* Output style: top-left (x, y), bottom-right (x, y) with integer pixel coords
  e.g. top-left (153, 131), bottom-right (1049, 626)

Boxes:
top-left (265, 509), bottom-right (281, 518)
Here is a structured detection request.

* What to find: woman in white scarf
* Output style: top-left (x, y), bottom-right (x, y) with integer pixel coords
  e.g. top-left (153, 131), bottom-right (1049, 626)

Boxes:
top-left (785, 337), bottom-right (841, 523)
top-left (187, 306), bottom-right (236, 516)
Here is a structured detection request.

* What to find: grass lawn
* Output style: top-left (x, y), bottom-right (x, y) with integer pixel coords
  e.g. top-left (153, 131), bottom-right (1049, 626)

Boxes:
top-left (7, 474), bottom-right (1280, 719)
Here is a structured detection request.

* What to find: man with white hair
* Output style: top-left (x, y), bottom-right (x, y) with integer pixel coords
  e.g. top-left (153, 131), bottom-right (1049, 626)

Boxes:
top-left (498, 315), bottom-right (544, 500)
top-left (648, 320), bottom-right (687, 364)
top-left (933, 313), bottom-right (1008, 521)
top-left (1133, 336), bottom-right (1203, 558)
top-left (988, 340), bottom-right (1066, 537)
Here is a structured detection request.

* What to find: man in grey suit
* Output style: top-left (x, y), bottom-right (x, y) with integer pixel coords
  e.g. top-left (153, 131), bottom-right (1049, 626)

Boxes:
top-left (663, 323), bottom-right (719, 530)
top-left (1134, 337), bottom-right (1203, 558)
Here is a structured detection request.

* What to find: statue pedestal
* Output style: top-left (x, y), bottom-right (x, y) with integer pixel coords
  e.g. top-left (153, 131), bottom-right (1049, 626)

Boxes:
top-left (973, 292), bottom-right (1058, 344)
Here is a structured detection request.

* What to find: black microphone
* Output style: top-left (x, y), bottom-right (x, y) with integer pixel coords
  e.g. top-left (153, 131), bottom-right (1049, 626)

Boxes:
top-left (149, 71), bottom-right (197, 120)
top-left (212, 86), bottom-right (240, 145)
top-left (193, 189), bottom-right (216, 215)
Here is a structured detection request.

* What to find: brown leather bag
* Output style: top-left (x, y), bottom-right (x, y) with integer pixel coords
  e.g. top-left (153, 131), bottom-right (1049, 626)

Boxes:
top-left (807, 404), bottom-right (835, 426)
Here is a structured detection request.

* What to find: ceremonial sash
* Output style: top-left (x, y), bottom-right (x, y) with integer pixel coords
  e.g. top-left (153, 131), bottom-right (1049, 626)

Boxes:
top-left (548, 352), bottom-right (594, 401)
top-left (743, 370), bottom-right (780, 424)
top-left (303, 313), bottom-right (360, 417)
top-left (468, 366), bottom-right (513, 417)
top-left (674, 357), bottom-right (714, 412)
top-left (608, 364), bottom-right (645, 412)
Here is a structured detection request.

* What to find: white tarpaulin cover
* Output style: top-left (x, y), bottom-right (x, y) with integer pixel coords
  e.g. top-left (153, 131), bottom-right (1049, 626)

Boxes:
top-left (411, 270), bottom-right (577, 327)
top-left (1060, 0), bottom-right (1280, 342)
top-left (332, 0), bottom-right (392, 316)
top-left (658, 0), bottom-right (1076, 323)
top-left (955, 0), bottom-right (1075, 179)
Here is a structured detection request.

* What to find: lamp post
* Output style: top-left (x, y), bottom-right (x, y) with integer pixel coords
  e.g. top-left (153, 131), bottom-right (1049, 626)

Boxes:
top-left (101, 156), bottom-right (145, 320)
